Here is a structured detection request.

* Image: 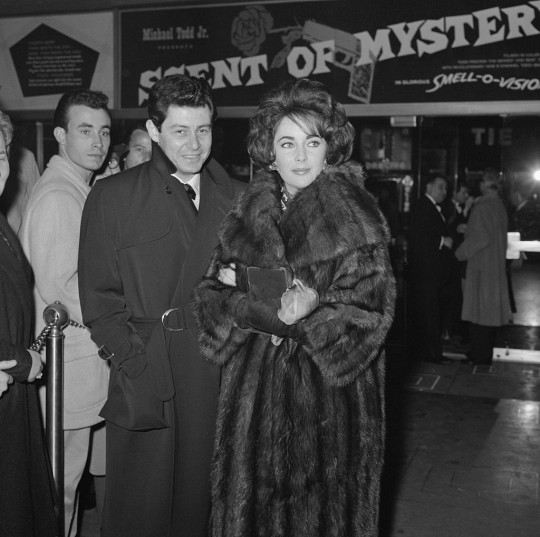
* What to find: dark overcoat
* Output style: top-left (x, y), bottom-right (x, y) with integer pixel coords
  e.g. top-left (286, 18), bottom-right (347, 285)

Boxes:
top-left (78, 144), bottom-right (245, 537)
top-left (0, 214), bottom-right (58, 537)
top-left (193, 162), bottom-right (396, 537)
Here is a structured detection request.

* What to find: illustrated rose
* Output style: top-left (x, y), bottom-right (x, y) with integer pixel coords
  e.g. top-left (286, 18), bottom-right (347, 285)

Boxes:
top-left (231, 5), bottom-right (274, 57)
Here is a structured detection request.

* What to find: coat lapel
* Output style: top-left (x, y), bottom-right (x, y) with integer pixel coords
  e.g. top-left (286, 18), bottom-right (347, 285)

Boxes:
top-left (172, 162), bottom-right (237, 305)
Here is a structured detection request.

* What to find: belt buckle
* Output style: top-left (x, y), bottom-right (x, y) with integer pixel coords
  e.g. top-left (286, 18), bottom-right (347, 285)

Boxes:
top-left (98, 344), bottom-right (115, 360)
top-left (161, 308), bottom-right (186, 332)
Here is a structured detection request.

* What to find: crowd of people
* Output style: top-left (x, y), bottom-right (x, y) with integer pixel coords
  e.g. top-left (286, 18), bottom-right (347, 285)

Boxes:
top-left (2, 70), bottom-right (533, 536)
top-left (0, 75), bottom-right (396, 537)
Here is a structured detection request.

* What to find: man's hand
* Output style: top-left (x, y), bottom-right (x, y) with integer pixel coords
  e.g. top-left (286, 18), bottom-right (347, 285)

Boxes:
top-left (443, 236), bottom-right (453, 249)
top-left (0, 360), bottom-right (16, 396)
top-left (27, 350), bottom-right (44, 382)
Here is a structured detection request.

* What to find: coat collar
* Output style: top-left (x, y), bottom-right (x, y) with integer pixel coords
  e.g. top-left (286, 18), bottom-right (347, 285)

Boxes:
top-left (149, 141), bottom-right (235, 200)
top-left (44, 155), bottom-right (91, 194)
top-left (219, 160), bottom-right (389, 268)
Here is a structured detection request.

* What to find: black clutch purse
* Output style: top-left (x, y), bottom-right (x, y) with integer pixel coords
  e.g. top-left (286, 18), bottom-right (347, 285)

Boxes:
top-left (246, 266), bottom-right (288, 306)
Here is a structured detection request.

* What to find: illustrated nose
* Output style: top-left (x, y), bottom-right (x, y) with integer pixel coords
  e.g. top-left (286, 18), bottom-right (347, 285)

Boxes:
top-left (296, 147), bottom-right (306, 162)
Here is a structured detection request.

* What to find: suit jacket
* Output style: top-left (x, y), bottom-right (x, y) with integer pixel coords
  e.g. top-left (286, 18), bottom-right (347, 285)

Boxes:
top-left (407, 194), bottom-right (452, 283)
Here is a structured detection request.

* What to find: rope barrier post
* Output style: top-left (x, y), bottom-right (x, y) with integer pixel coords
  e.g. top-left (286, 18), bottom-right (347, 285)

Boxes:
top-left (44, 301), bottom-right (69, 536)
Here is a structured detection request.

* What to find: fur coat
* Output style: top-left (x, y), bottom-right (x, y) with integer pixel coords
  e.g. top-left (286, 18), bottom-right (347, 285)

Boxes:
top-left (193, 161), bottom-right (396, 537)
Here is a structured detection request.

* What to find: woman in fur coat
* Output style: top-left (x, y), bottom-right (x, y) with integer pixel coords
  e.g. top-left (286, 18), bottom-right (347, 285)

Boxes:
top-left (193, 79), bottom-right (396, 537)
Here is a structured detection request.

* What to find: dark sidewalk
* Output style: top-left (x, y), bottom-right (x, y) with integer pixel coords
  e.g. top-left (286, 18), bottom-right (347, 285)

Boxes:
top-left (381, 358), bottom-right (540, 537)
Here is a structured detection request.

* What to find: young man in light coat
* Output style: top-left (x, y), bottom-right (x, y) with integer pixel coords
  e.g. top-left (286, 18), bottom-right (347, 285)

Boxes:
top-left (20, 89), bottom-right (111, 536)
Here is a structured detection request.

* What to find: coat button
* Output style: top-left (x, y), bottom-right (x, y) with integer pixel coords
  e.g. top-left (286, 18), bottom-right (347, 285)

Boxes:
top-left (165, 186), bottom-right (172, 194)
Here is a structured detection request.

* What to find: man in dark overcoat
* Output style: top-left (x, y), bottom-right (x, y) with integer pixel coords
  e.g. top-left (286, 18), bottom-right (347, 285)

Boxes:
top-left (78, 75), bottom-right (246, 537)
top-left (407, 174), bottom-right (454, 364)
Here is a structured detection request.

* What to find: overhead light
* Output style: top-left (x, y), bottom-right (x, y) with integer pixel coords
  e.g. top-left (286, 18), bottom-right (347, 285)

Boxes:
top-left (534, 170), bottom-right (540, 181)
top-left (390, 116), bottom-right (417, 128)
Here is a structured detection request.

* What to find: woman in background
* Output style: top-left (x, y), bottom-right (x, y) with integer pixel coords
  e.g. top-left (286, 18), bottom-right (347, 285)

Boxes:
top-left (0, 110), bottom-right (58, 537)
top-left (194, 79), bottom-right (395, 537)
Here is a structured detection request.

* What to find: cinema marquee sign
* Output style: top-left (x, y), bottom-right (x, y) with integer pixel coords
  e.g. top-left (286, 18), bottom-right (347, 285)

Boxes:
top-left (120, 1), bottom-right (540, 109)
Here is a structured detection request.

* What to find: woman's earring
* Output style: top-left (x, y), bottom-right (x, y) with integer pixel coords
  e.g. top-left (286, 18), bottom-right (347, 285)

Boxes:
top-left (269, 162), bottom-right (277, 171)
top-left (323, 160), bottom-right (328, 169)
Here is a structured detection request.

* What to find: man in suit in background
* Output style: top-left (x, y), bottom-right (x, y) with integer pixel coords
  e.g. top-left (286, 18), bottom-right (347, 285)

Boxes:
top-left (407, 174), bottom-right (454, 364)
top-left (444, 183), bottom-right (473, 345)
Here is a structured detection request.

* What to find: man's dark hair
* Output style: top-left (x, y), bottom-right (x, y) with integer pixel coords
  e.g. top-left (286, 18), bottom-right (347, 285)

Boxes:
top-left (147, 75), bottom-right (216, 131)
top-left (425, 174), bottom-right (447, 186)
top-left (423, 174), bottom-right (447, 193)
top-left (53, 89), bottom-right (111, 130)
top-left (125, 122), bottom-right (148, 145)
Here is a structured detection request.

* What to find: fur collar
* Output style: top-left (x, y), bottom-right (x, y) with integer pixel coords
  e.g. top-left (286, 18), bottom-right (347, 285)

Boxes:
top-left (219, 160), bottom-right (389, 268)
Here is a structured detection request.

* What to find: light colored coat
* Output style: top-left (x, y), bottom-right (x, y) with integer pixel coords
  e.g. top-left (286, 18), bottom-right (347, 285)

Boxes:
top-left (20, 155), bottom-right (108, 429)
top-left (455, 190), bottom-right (510, 326)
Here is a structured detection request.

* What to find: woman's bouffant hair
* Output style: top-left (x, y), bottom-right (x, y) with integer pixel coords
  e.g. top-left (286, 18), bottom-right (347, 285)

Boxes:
top-left (247, 78), bottom-right (355, 168)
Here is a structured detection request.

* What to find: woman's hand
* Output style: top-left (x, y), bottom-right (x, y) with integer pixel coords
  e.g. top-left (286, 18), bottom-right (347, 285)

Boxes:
top-left (277, 279), bottom-right (319, 325)
top-left (218, 263), bottom-right (237, 287)
top-left (0, 360), bottom-right (16, 396)
top-left (27, 350), bottom-right (44, 382)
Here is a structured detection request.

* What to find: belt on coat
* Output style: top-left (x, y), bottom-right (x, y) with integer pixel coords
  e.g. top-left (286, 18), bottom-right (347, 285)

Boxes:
top-left (161, 307), bottom-right (189, 331)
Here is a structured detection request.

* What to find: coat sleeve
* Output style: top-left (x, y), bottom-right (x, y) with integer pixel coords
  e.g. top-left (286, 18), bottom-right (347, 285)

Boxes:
top-left (299, 243), bottom-right (396, 387)
top-left (193, 251), bottom-right (253, 366)
top-left (455, 204), bottom-right (489, 261)
top-left (0, 344), bottom-right (32, 382)
top-left (78, 186), bottom-right (146, 377)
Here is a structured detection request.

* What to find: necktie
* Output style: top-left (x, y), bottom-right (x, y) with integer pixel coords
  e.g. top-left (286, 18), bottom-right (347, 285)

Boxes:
top-left (0, 228), bottom-right (15, 255)
top-left (435, 203), bottom-right (445, 221)
top-left (183, 183), bottom-right (197, 211)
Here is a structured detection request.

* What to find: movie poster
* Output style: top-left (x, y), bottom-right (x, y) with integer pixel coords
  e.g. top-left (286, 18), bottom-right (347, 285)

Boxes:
top-left (120, 1), bottom-right (540, 108)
